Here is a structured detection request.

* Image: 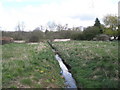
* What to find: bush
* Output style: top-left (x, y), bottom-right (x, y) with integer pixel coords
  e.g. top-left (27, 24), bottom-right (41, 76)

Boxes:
top-left (71, 32), bottom-right (85, 40)
top-left (83, 26), bottom-right (101, 40)
top-left (93, 34), bottom-right (110, 41)
top-left (29, 35), bottom-right (39, 42)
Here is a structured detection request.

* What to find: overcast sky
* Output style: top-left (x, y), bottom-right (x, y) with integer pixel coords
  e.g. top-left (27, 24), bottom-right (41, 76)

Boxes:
top-left (0, 0), bottom-right (119, 31)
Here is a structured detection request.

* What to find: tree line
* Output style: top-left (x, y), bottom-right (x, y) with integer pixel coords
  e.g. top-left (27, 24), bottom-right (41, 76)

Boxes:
top-left (1, 14), bottom-right (119, 42)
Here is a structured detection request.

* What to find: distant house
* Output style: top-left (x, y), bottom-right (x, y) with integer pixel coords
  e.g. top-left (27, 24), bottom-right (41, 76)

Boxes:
top-left (53, 39), bottom-right (71, 42)
top-left (0, 37), bottom-right (14, 45)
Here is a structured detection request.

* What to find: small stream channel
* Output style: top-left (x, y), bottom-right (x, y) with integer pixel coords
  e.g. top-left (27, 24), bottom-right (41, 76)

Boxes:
top-left (48, 41), bottom-right (77, 89)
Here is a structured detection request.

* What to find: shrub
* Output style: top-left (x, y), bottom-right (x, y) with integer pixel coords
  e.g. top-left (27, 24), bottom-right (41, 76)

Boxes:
top-left (83, 26), bottom-right (101, 40)
top-left (93, 34), bottom-right (110, 41)
top-left (28, 35), bottom-right (39, 42)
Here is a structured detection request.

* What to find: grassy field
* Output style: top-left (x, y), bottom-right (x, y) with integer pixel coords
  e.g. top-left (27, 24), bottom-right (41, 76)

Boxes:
top-left (52, 41), bottom-right (119, 88)
top-left (2, 42), bottom-right (64, 88)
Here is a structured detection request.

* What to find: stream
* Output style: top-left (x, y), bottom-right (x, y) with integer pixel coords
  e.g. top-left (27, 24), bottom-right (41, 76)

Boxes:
top-left (51, 46), bottom-right (77, 89)
top-left (55, 54), bottom-right (77, 88)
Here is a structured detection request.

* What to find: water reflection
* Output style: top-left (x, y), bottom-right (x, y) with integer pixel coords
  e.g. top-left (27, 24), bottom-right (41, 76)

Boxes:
top-left (55, 54), bottom-right (77, 89)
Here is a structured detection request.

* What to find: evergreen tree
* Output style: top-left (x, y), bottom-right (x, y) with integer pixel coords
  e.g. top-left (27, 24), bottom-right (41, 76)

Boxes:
top-left (94, 18), bottom-right (103, 33)
top-left (94, 18), bottom-right (100, 27)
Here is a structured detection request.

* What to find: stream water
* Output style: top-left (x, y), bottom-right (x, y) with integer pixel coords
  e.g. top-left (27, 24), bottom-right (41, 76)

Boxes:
top-left (55, 53), bottom-right (77, 89)
top-left (48, 42), bottom-right (77, 89)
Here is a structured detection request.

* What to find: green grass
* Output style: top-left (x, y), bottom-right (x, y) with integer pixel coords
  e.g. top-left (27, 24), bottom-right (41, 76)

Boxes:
top-left (52, 40), bottom-right (119, 88)
top-left (20, 78), bottom-right (32, 86)
top-left (2, 42), bottom-right (64, 88)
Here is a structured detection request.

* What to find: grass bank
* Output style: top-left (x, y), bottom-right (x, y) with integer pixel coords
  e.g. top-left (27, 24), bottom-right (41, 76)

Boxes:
top-left (52, 41), bottom-right (119, 88)
top-left (2, 42), bottom-right (64, 88)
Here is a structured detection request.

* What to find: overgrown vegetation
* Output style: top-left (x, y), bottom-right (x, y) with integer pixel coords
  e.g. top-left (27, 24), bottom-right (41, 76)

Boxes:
top-left (2, 42), bottom-right (64, 88)
top-left (52, 41), bottom-right (119, 88)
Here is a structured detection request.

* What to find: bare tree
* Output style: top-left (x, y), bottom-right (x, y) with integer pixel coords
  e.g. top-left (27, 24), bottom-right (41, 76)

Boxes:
top-left (15, 21), bottom-right (25, 31)
top-left (47, 21), bottom-right (57, 31)
top-left (15, 22), bottom-right (25, 40)
top-left (64, 24), bottom-right (68, 30)
top-left (56, 24), bottom-right (64, 31)
top-left (40, 25), bottom-right (44, 31)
